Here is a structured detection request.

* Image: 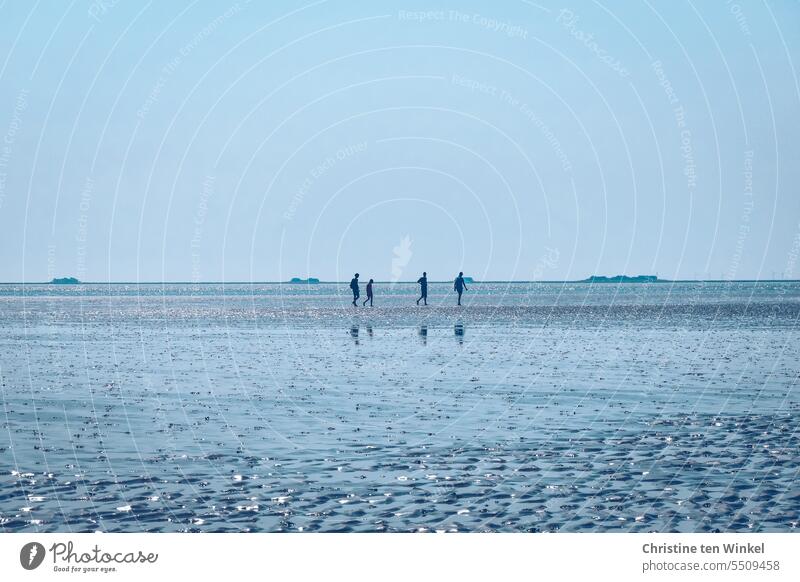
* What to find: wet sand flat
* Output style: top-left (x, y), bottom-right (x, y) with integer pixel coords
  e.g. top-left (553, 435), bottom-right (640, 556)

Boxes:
top-left (1, 282), bottom-right (798, 532)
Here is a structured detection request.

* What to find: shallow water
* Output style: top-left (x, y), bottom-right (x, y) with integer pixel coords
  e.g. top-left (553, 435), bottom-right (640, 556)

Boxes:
top-left (1, 282), bottom-right (798, 532)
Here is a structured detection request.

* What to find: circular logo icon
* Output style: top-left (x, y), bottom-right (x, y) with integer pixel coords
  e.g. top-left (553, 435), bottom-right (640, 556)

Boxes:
top-left (20, 542), bottom-right (46, 570)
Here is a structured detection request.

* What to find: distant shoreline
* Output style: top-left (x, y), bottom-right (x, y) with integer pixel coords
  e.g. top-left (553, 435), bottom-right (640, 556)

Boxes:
top-left (1, 279), bottom-right (799, 285)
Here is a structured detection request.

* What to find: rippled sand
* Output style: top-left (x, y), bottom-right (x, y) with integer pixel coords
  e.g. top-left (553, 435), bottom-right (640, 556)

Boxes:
top-left (1, 283), bottom-right (798, 532)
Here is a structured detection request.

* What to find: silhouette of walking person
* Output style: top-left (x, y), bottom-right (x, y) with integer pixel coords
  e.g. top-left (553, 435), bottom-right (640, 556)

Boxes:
top-left (454, 272), bottom-right (468, 306)
top-left (416, 272), bottom-right (428, 305)
top-left (349, 273), bottom-right (360, 306)
top-left (363, 279), bottom-right (374, 306)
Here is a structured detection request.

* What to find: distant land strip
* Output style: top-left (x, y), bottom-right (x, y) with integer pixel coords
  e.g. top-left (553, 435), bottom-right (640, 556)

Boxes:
top-left (0, 277), bottom-right (798, 285)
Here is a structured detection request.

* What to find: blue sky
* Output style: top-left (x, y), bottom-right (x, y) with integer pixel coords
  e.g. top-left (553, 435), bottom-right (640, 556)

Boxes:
top-left (1, 1), bottom-right (798, 282)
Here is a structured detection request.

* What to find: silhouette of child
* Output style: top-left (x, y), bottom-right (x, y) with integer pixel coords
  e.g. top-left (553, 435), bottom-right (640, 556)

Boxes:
top-left (363, 279), bottom-right (374, 306)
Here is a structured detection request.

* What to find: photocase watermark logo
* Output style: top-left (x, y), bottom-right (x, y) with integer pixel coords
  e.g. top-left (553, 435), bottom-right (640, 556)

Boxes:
top-left (20, 542), bottom-right (46, 570)
top-left (556, 9), bottom-right (629, 77)
top-left (533, 246), bottom-right (560, 280)
top-left (391, 235), bottom-right (413, 283)
top-left (17, 541), bottom-right (159, 574)
top-left (87, 0), bottom-right (121, 22)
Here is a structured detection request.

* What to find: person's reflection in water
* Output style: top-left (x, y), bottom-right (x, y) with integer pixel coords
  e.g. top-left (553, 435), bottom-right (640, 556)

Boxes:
top-left (366, 324), bottom-right (373, 338)
top-left (350, 325), bottom-right (359, 345)
top-left (418, 324), bottom-right (428, 345)
top-left (454, 323), bottom-right (465, 345)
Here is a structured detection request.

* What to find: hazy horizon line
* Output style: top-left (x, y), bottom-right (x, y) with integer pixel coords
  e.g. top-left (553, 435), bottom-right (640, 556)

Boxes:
top-left (3, 278), bottom-right (799, 285)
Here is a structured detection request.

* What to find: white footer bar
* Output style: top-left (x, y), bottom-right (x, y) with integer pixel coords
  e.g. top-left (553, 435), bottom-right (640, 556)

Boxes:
top-left (1, 533), bottom-right (797, 581)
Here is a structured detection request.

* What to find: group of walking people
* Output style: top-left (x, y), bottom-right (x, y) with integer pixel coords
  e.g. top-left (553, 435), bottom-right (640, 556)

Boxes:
top-left (349, 272), bottom-right (469, 307)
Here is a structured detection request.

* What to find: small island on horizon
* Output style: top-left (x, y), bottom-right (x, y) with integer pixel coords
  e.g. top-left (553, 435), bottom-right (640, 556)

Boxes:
top-left (288, 277), bottom-right (320, 284)
top-left (50, 277), bottom-right (81, 285)
top-left (581, 274), bottom-right (661, 283)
